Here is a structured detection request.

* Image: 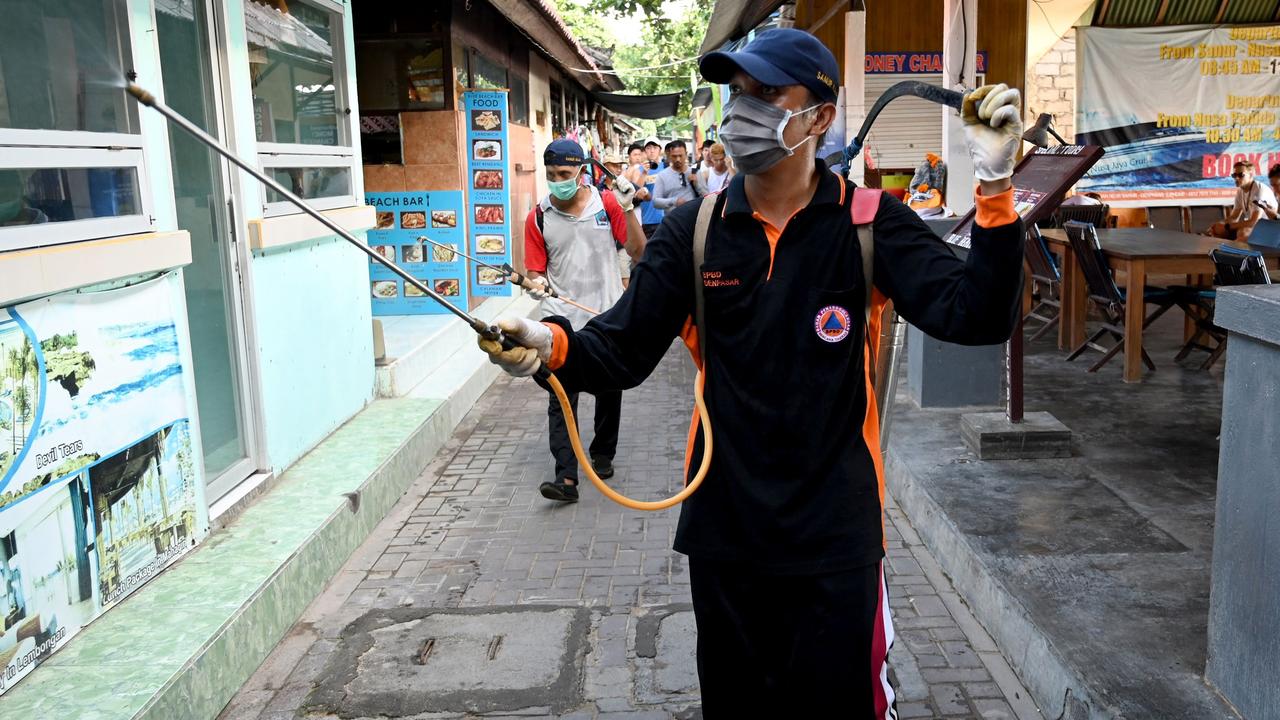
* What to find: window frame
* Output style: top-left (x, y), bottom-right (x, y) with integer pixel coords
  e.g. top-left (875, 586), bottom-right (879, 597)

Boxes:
top-left (0, 0), bottom-right (154, 252)
top-left (259, 152), bottom-right (356, 217)
top-left (246, 0), bottom-right (357, 217)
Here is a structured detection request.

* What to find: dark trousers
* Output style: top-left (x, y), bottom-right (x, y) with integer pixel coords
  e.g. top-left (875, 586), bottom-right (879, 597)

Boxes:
top-left (642, 223), bottom-right (660, 239)
top-left (688, 558), bottom-right (897, 719)
top-left (547, 389), bottom-right (622, 481)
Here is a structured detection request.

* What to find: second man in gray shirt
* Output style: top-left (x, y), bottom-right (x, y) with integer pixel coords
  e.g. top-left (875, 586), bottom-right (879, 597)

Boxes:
top-left (651, 140), bottom-right (702, 210)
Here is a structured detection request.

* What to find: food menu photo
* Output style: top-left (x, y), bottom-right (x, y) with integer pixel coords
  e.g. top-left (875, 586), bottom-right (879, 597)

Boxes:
top-left (463, 90), bottom-right (514, 298)
top-left (363, 191), bottom-right (471, 315)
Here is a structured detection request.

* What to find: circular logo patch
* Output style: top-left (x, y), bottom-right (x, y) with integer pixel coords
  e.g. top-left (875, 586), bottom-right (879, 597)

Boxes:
top-left (814, 305), bottom-right (852, 343)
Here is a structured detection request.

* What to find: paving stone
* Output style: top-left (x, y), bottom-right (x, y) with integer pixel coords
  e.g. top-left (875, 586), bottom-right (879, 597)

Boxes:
top-left (931, 683), bottom-right (969, 716)
top-left (974, 697), bottom-right (1018, 719)
top-left (896, 700), bottom-right (935, 718)
top-left (219, 348), bottom-right (1039, 719)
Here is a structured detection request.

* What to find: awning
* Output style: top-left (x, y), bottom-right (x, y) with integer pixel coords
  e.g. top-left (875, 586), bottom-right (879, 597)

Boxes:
top-left (1094, 0), bottom-right (1280, 25)
top-left (699, 0), bottom-right (788, 54)
top-left (590, 91), bottom-right (684, 120)
top-left (692, 86), bottom-right (714, 109)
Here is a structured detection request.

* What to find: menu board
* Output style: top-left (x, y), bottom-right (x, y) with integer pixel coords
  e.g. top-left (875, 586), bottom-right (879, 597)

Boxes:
top-left (945, 145), bottom-right (1105, 249)
top-left (365, 192), bottom-right (469, 315)
top-left (463, 90), bottom-right (514, 297)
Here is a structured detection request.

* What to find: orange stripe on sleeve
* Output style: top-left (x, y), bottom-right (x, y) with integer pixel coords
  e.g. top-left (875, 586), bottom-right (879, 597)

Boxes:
top-left (974, 186), bottom-right (1017, 228)
top-left (545, 322), bottom-right (569, 370)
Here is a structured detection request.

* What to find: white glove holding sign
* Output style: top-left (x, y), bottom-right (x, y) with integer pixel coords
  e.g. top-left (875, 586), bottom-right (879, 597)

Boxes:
top-left (476, 317), bottom-right (553, 377)
top-left (961, 84), bottom-right (1023, 182)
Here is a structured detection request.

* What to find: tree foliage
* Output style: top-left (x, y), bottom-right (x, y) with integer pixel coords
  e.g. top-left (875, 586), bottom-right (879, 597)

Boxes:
top-left (555, 0), bottom-right (713, 138)
top-left (42, 333), bottom-right (96, 398)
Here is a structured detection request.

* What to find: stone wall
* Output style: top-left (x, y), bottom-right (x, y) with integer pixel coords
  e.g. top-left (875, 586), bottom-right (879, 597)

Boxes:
top-left (1027, 29), bottom-right (1076, 142)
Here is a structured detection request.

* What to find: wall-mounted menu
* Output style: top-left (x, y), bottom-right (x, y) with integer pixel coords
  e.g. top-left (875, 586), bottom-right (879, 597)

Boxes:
top-left (365, 191), bottom-right (470, 315)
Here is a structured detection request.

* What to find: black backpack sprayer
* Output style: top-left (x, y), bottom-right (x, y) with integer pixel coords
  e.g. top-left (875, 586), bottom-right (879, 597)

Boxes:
top-left (126, 79), bottom-right (961, 511)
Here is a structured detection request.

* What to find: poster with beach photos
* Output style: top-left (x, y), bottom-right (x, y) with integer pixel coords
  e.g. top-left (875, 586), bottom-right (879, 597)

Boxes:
top-left (0, 273), bottom-right (206, 696)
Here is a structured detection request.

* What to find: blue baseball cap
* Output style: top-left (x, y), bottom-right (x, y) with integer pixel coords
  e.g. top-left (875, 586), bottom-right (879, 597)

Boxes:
top-left (700, 29), bottom-right (839, 104)
top-left (544, 139), bottom-right (585, 167)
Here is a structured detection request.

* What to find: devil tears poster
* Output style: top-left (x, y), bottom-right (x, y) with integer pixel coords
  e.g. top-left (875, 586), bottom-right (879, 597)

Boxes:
top-left (0, 273), bottom-right (207, 695)
top-left (1077, 24), bottom-right (1280, 206)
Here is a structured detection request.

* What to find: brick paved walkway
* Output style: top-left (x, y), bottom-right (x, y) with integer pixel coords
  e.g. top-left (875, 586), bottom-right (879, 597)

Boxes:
top-left (220, 345), bottom-right (1043, 719)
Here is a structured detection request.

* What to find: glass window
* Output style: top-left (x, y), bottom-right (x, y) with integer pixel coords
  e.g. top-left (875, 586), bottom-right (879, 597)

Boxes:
top-left (0, 0), bottom-right (138, 134)
top-left (550, 82), bottom-right (564, 135)
top-left (0, 0), bottom-right (152, 251)
top-left (356, 39), bottom-right (445, 111)
top-left (359, 114), bottom-right (402, 165)
top-left (0, 167), bottom-right (140, 226)
top-left (469, 50), bottom-right (507, 90)
top-left (245, 0), bottom-right (347, 147)
top-left (509, 75), bottom-right (529, 126)
top-left (260, 156), bottom-right (353, 216)
top-left (265, 167), bottom-right (352, 202)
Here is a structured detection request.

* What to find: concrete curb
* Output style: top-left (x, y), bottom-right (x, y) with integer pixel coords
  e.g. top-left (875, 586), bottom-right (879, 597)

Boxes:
top-left (886, 447), bottom-right (1103, 720)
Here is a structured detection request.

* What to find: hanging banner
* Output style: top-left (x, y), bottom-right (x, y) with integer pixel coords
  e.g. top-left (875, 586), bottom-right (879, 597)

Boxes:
top-left (366, 191), bottom-right (470, 315)
top-left (463, 90), bottom-right (514, 297)
top-left (1078, 25), bottom-right (1280, 206)
top-left (0, 274), bottom-right (207, 695)
top-left (864, 51), bottom-right (988, 74)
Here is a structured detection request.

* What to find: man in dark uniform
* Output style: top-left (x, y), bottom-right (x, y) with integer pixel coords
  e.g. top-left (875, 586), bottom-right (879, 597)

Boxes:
top-left (479, 29), bottom-right (1024, 717)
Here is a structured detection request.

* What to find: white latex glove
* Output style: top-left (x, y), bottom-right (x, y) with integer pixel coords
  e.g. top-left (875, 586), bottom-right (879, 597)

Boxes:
top-left (612, 174), bottom-right (637, 212)
top-left (962, 84), bottom-right (1023, 182)
top-left (477, 317), bottom-right (553, 377)
top-left (526, 276), bottom-right (551, 300)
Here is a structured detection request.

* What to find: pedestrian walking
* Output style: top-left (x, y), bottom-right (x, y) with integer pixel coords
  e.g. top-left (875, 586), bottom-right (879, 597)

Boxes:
top-left (651, 140), bottom-right (701, 210)
top-left (695, 142), bottom-right (734, 194)
top-left (638, 138), bottom-right (666, 237)
top-left (482, 28), bottom-right (1024, 717)
top-left (521, 139), bottom-right (644, 502)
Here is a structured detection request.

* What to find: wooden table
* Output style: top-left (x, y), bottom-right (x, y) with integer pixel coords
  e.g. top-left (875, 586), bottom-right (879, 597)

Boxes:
top-left (1040, 227), bottom-right (1280, 382)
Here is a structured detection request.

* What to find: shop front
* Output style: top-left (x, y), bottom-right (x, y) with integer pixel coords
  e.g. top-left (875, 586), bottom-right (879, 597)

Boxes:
top-left (0, 0), bottom-right (371, 698)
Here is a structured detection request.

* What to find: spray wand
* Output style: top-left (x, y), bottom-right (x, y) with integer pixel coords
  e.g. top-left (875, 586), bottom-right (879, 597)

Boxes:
top-left (417, 236), bottom-right (600, 316)
top-left (125, 81), bottom-right (710, 511)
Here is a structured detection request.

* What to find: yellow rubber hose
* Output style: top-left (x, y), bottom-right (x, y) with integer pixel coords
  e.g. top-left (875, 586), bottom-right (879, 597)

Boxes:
top-left (544, 369), bottom-right (712, 511)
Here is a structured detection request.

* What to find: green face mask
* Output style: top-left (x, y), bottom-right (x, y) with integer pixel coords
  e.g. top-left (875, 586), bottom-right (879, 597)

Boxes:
top-left (548, 169), bottom-right (582, 201)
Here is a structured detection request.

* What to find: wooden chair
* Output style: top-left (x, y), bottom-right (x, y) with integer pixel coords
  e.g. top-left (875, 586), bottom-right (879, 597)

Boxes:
top-left (1146, 206), bottom-right (1189, 233)
top-left (1175, 245), bottom-right (1273, 369)
top-left (1054, 204), bottom-right (1109, 229)
top-left (1023, 227), bottom-right (1061, 342)
top-left (1063, 221), bottom-right (1177, 372)
top-left (1188, 205), bottom-right (1229, 234)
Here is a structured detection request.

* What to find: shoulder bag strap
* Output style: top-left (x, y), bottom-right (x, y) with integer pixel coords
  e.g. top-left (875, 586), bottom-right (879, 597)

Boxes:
top-left (692, 195), bottom-right (719, 366)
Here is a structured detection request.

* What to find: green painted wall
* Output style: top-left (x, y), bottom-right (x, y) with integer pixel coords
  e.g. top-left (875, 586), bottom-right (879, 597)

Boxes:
top-left (250, 237), bottom-right (373, 473)
top-left (223, 0), bottom-right (373, 473)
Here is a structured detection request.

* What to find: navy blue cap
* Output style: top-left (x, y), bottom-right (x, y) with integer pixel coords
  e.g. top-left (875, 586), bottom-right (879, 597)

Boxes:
top-left (700, 29), bottom-right (839, 104)
top-left (544, 139), bottom-right (585, 167)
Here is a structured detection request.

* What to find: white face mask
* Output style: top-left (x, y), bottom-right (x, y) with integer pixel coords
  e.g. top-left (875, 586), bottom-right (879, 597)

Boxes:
top-left (718, 95), bottom-right (821, 174)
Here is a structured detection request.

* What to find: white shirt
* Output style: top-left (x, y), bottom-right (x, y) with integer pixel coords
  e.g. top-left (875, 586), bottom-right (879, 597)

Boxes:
top-left (700, 165), bottom-right (732, 194)
top-left (1231, 181), bottom-right (1277, 222)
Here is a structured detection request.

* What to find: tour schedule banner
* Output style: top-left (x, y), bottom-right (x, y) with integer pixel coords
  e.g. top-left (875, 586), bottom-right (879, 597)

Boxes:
top-left (464, 90), bottom-right (514, 297)
top-left (366, 191), bottom-right (470, 315)
top-left (1078, 25), bottom-right (1280, 206)
top-left (0, 273), bottom-right (207, 695)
